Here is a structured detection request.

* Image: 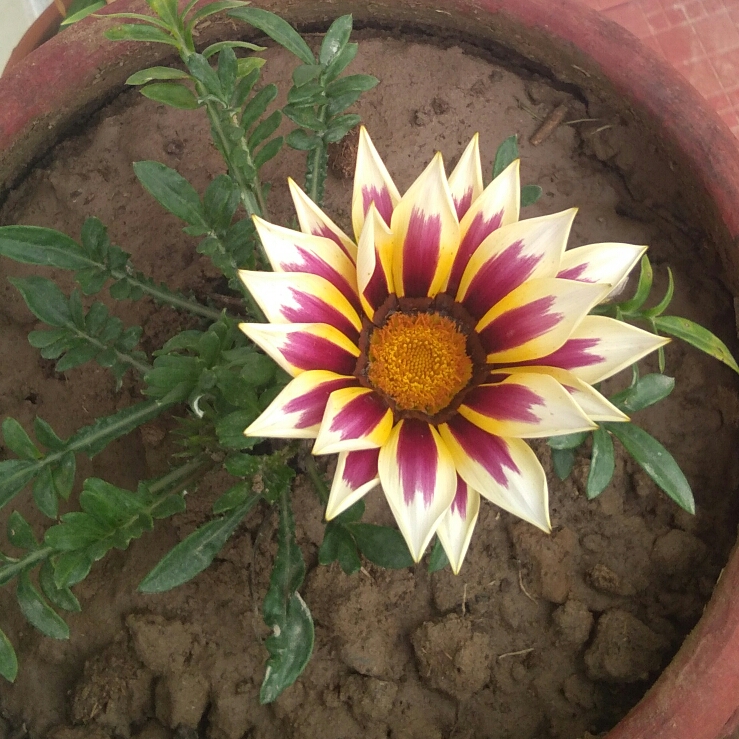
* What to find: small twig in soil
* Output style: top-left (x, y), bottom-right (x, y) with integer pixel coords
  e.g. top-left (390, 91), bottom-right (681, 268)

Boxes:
top-left (571, 64), bottom-right (592, 77)
top-left (497, 647), bottom-right (534, 660)
top-left (518, 566), bottom-right (537, 602)
top-left (588, 124), bottom-right (614, 136)
top-left (515, 98), bottom-right (543, 121)
top-left (462, 583), bottom-right (468, 616)
top-left (563, 118), bottom-right (602, 126)
top-left (530, 103), bottom-right (569, 146)
top-left (360, 566), bottom-right (373, 579)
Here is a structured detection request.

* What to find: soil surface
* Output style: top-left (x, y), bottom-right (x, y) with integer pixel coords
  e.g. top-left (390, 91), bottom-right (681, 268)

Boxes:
top-left (1, 35), bottom-right (739, 739)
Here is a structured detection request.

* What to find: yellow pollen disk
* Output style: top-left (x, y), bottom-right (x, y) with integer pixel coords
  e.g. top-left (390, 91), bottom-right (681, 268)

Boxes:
top-left (367, 312), bottom-right (473, 415)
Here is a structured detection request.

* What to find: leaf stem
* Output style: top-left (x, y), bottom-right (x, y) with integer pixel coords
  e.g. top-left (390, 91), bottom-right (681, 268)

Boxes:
top-left (304, 453), bottom-right (329, 505)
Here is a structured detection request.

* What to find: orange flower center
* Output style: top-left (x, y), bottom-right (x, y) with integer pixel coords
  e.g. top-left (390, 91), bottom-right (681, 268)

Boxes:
top-left (367, 311), bottom-right (473, 415)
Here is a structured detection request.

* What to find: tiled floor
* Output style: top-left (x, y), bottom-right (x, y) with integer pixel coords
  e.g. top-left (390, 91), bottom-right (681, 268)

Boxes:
top-left (584, 0), bottom-right (739, 136)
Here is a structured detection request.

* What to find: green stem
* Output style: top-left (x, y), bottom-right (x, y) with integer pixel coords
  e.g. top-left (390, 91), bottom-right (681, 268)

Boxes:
top-left (0, 547), bottom-right (53, 587)
top-left (70, 327), bottom-right (153, 376)
top-left (304, 454), bottom-right (329, 505)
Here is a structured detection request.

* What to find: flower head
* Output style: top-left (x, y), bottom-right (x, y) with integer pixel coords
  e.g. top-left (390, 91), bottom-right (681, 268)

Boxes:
top-left (239, 128), bottom-right (667, 573)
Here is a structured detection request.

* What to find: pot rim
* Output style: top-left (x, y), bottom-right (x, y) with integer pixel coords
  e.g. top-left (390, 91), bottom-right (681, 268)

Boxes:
top-left (1, 2), bottom-right (739, 738)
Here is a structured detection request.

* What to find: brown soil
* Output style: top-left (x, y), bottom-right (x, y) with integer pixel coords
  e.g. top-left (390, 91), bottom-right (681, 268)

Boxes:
top-left (1, 35), bottom-right (739, 739)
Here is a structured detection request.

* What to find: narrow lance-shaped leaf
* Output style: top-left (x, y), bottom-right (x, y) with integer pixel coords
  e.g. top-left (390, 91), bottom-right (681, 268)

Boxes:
top-left (141, 83), bottom-right (199, 110)
top-left (349, 523), bottom-right (414, 569)
top-left (493, 135), bottom-right (519, 178)
top-left (586, 426), bottom-right (615, 499)
top-left (0, 226), bottom-right (93, 270)
top-left (428, 537), bottom-right (449, 572)
top-left (229, 7), bottom-right (315, 65)
top-left (260, 490), bottom-right (314, 704)
top-left (0, 628), bottom-right (18, 682)
top-left (16, 571), bottom-right (70, 640)
top-left (133, 161), bottom-right (208, 227)
top-left (610, 373), bottom-right (675, 413)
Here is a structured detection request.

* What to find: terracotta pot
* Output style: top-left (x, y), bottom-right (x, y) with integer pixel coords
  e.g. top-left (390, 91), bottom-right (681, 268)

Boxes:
top-left (1, 2), bottom-right (738, 737)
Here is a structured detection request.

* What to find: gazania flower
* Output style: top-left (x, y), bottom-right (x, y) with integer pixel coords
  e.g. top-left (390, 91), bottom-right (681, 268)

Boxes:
top-left (239, 128), bottom-right (667, 573)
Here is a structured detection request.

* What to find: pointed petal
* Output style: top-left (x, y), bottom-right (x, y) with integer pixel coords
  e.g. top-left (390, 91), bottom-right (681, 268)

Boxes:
top-left (447, 158), bottom-right (521, 295)
top-left (390, 153), bottom-right (460, 298)
top-left (437, 477), bottom-right (480, 574)
top-left (499, 365), bottom-right (628, 422)
top-left (438, 416), bottom-right (551, 532)
top-left (239, 270), bottom-right (362, 341)
top-left (326, 449), bottom-right (380, 519)
top-left (356, 203), bottom-right (395, 319)
top-left (477, 278), bottom-right (609, 364)
top-left (252, 216), bottom-right (360, 312)
top-left (457, 208), bottom-right (576, 320)
top-left (239, 322), bottom-right (359, 377)
top-left (558, 242), bottom-right (647, 300)
top-left (448, 134), bottom-right (484, 220)
top-left (522, 315), bottom-right (670, 384)
top-left (288, 177), bottom-right (357, 260)
top-left (245, 370), bottom-right (357, 438)
top-left (351, 127), bottom-right (401, 240)
top-left (459, 372), bottom-right (596, 438)
top-left (378, 420), bottom-right (457, 561)
top-left (313, 387), bottom-right (393, 455)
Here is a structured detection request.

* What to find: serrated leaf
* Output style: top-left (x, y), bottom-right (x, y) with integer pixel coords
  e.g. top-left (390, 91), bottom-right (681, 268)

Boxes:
top-left (7, 511), bottom-right (38, 550)
top-left (493, 135), bottom-right (519, 178)
top-left (586, 426), bottom-right (615, 499)
top-left (126, 66), bottom-right (190, 85)
top-left (605, 421), bottom-right (694, 513)
top-left (0, 459), bottom-right (40, 510)
top-left (551, 447), bottom-right (575, 480)
top-left (653, 316), bottom-right (739, 374)
top-left (0, 628), bottom-right (18, 682)
top-left (9, 276), bottom-right (71, 327)
top-left (428, 537), bottom-right (449, 572)
top-left (349, 523), bottom-right (414, 569)
top-left (229, 7), bottom-right (315, 65)
top-left (2, 418), bottom-right (41, 461)
top-left (39, 561), bottom-right (80, 613)
top-left (610, 373), bottom-right (675, 413)
top-left (139, 496), bottom-right (257, 593)
top-left (0, 226), bottom-right (93, 270)
top-left (16, 571), bottom-right (69, 640)
top-left (133, 161), bottom-right (208, 226)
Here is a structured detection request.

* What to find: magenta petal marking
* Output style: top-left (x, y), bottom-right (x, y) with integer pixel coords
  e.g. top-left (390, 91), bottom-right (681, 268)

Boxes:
top-left (283, 246), bottom-right (360, 312)
top-left (453, 188), bottom-right (474, 220)
top-left (362, 185), bottom-right (394, 226)
top-left (447, 415), bottom-right (520, 486)
top-left (464, 382), bottom-right (543, 423)
top-left (283, 377), bottom-right (355, 429)
top-left (557, 263), bottom-right (592, 281)
top-left (522, 337), bottom-right (605, 371)
top-left (401, 208), bottom-right (442, 297)
top-left (397, 420), bottom-right (440, 507)
top-left (343, 448), bottom-right (380, 488)
top-left (282, 288), bottom-right (359, 341)
top-left (362, 256), bottom-right (390, 313)
top-left (282, 333), bottom-right (358, 375)
top-left (329, 391), bottom-right (388, 440)
top-left (451, 475), bottom-right (468, 518)
top-left (448, 210), bottom-right (504, 295)
top-left (478, 296), bottom-right (561, 355)
top-left (312, 224), bottom-right (352, 259)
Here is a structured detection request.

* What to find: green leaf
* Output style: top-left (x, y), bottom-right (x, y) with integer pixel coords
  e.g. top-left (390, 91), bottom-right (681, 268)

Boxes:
top-left (33, 466), bottom-right (58, 519)
top-left (325, 73), bottom-right (377, 98)
top-left (203, 175), bottom-right (240, 232)
top-left (428, 537), bottom-right (449, 572)
top-left (16, 571), bottom-right (69, 640)
top-left (33, 418), bottom-right (65, 451)
top-left (188, 0), bottom-right (249, 27)
top-left (248, 109), bottom-right (282, 149)
top-left (493, 135), bottom-right (519, 178)
top-left (324, 114), bottom-right (360, 143)
top-left (44, 512), bottom-right (108, 551)
top-left (292, 64), bottom-right (321, 87)
top-left (215, 410), bottom-right (259, 449)
top-left (619, 254), bottom-right (653, 315)
top-left (7, 512), bottom-right (38, 550)
top-left (586, 426), bottom-right (615, 499)
top-left (241, 84), bottom-right (278, 132)
top-left (126, 66), bottom-right (191, 85)
top-left (239, 352), bottom-right (276, 386)
top-left (286, 129), bottom-right (321, 151)
top-left (39, 561), bottom-right (80, 613)
top-left (9, 276), bottom-right (71, 327)
top-left (2, 418), bottom-right (41, 461)
top-left (642, 267), bottom-right (674, 318)
top-left (203, 41), bottom-right (265, 59)
top-left (320, 14), bottom-right (352, 66)
top-left (610, 373), bottom-right (675, 412)
top-left (53, 550), bottom-right (93, 588)
top-left (0, 460), bottom-right (40, 510)
top-left (141, 82), bottom-right (199, 109)
top-left (349, 523), bottom-right (414, 569)
top-left (0, 629), bottom-right (18, 682)
top-left (548, 430), bottom-right (589, 450)
top-left (186, 53), bottom-right (223, 97)
top-left (336, 534), bottom-right (362, 575)
top-left (229, 8), bottom-right (315, 65)
top-left (0, 226), bottom-right (92, 270)
top-left (323, 42), bottom-right (358, 83)
top-left (521, 184), bottom-right (542, 207)
top-left (253, 137), bottom-right (284, 169)
top-left (212, 481), bottom-right (251, 514)
top-left (605, 421), bottom-right (694, 513)
top-left (59, 0), bottom-right (105, 27)
top-left (105, 23), bottom-right (178, 46)
top-left (653, 316), bottom-right (739, 374)
top-left (80, 478), bottom-right (147, 528)
top-left (283, 105), bottom-right (325, 131)
top-left (133, 161), bottom-right (207, 227)
top-left (260, 491), bottom-right (313, 704)
top-left (139, 497), bottom-right (257, 592)
top-left (551, 447), bottom-right (575, 480)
